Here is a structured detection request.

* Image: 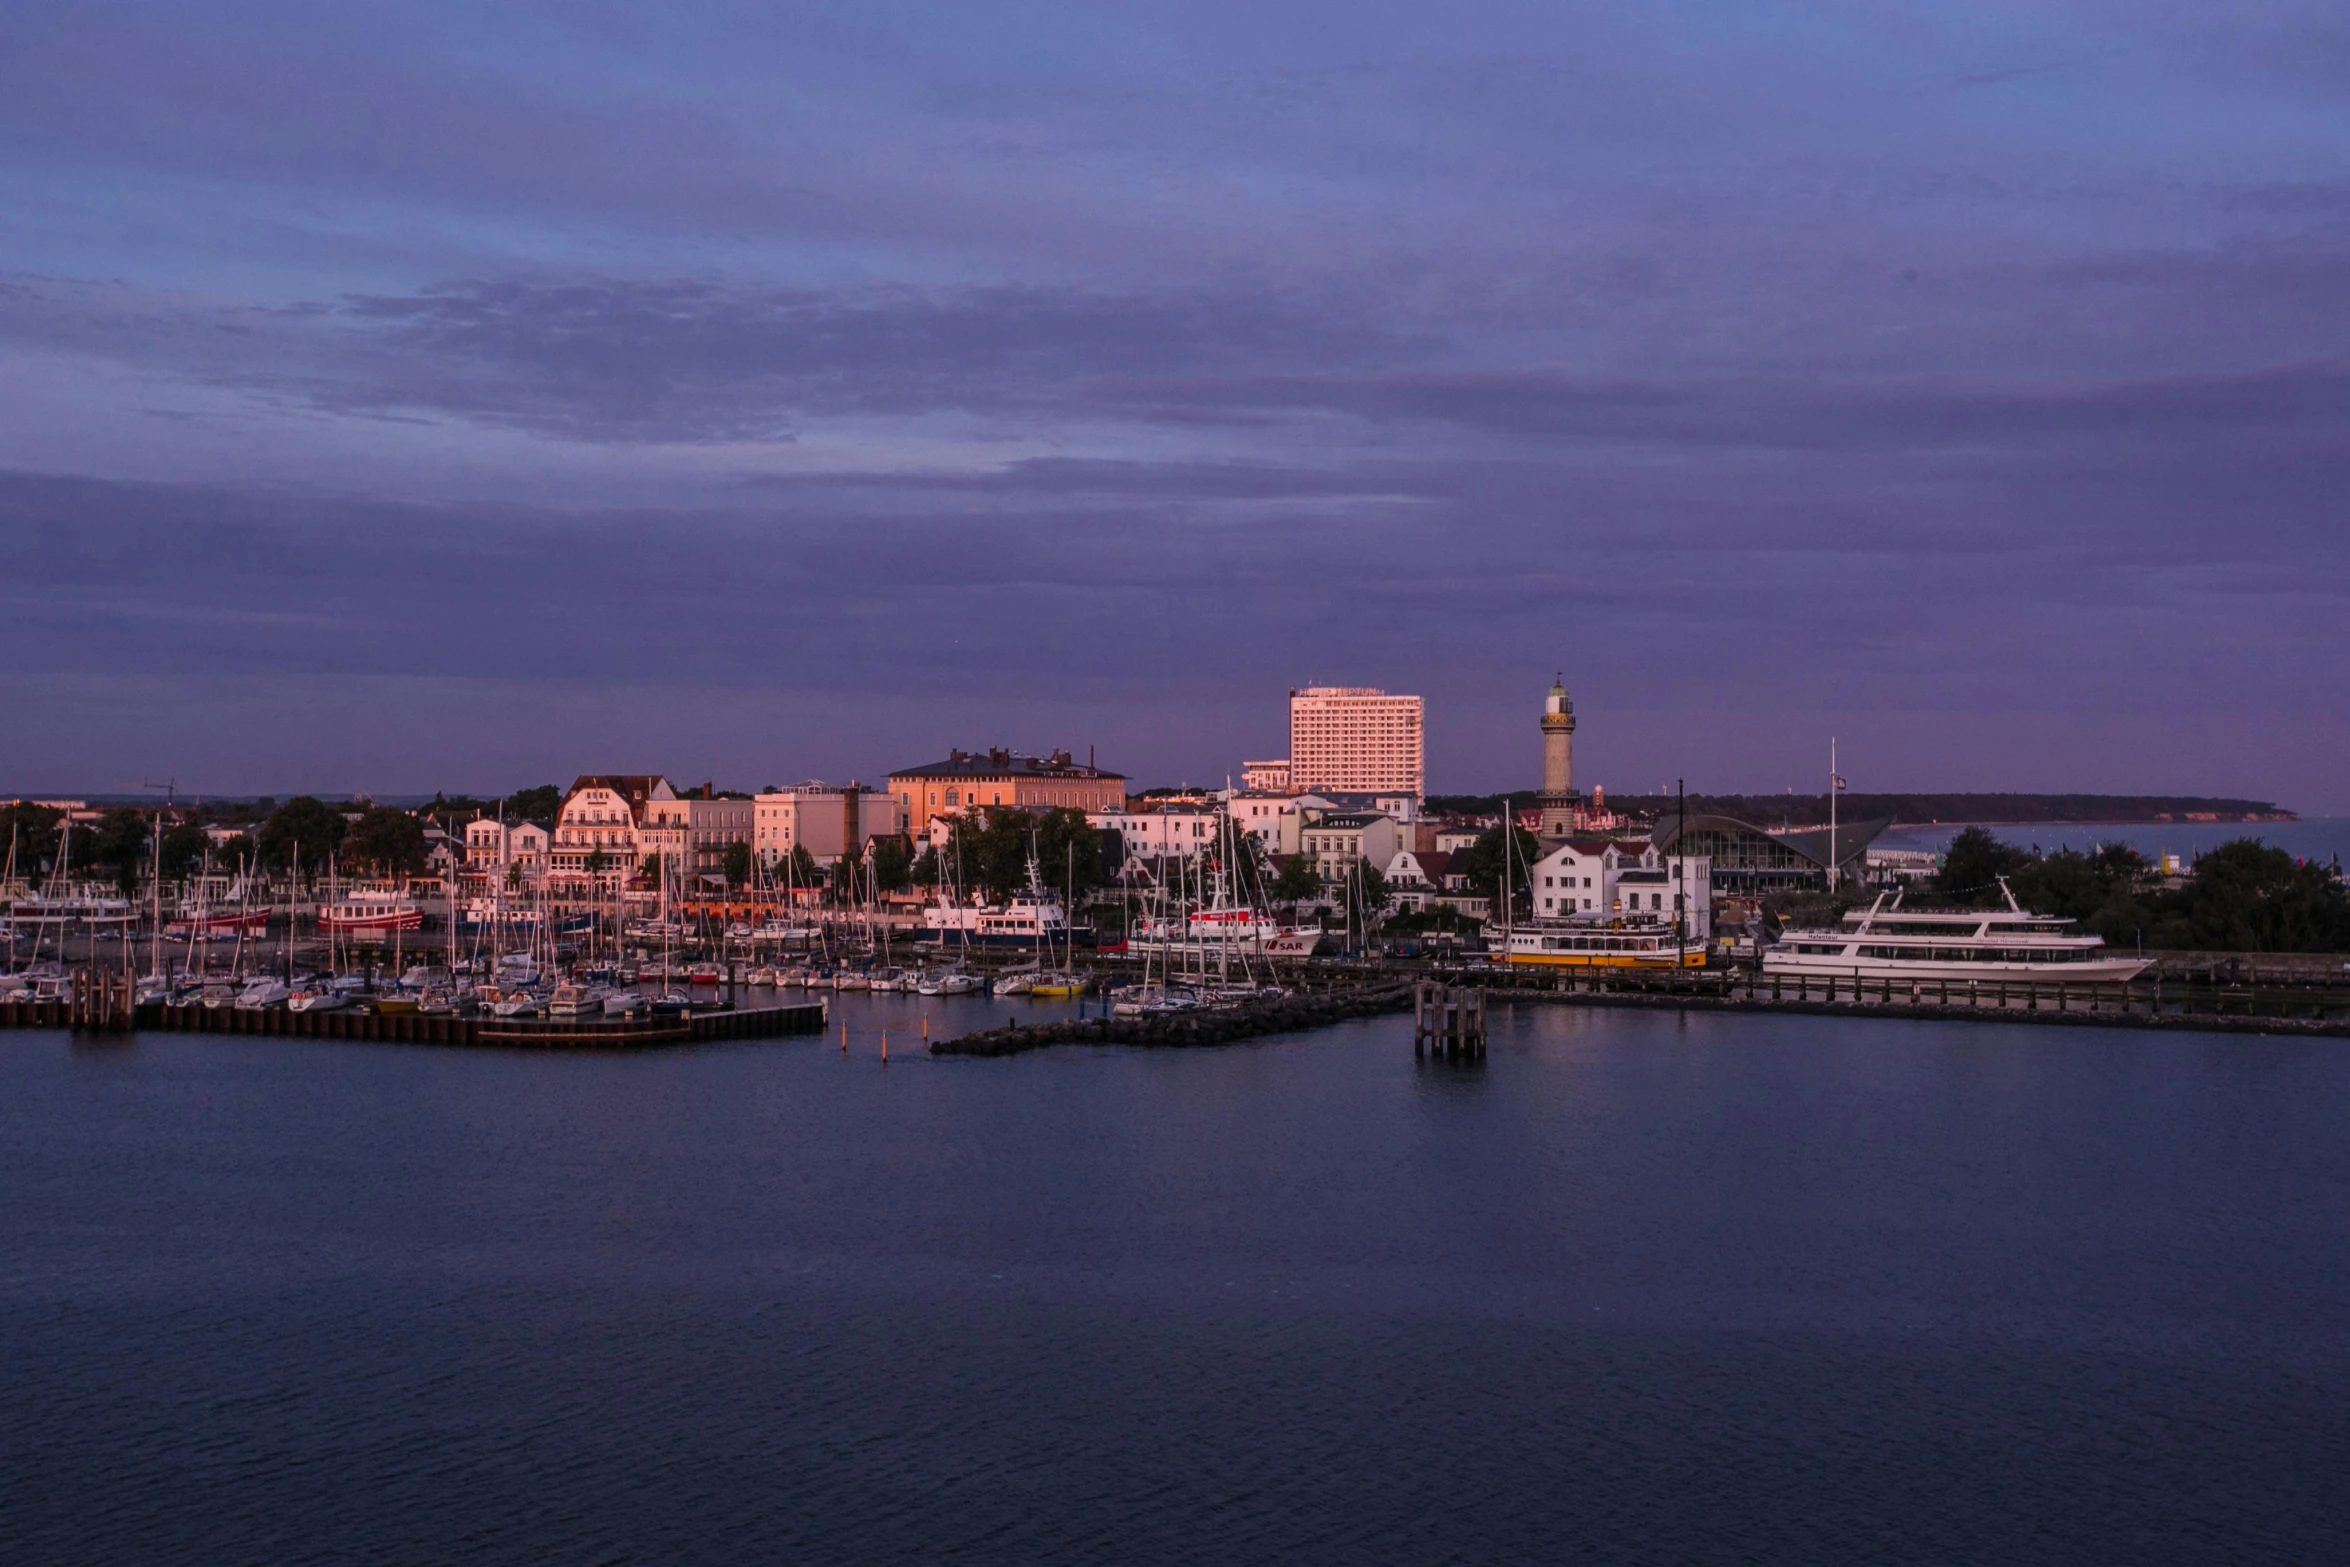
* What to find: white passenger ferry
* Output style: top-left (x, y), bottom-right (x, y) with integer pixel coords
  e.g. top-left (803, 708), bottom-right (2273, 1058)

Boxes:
top-left (1500, 919), bottom-right (1707, 968)
top-left (1762, 882), bottom-right (2152, 983)
top-left (917, 891), bottom-right (1097, 949)
top-left (1127, 903), bottom-right (1322, 959)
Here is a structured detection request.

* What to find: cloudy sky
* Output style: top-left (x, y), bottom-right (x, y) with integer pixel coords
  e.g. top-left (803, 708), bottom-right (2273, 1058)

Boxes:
top-left (4, 2), bottom-right (2346, 807)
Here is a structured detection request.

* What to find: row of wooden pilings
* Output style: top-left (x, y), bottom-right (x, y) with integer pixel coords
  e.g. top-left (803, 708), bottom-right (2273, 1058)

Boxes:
top-left (1413, 982), bottom-right (1486, 1059)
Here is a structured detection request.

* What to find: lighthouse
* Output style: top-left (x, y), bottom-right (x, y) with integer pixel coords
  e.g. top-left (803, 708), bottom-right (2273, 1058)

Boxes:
top-left (1537, 677), bottom-right (1577, 836)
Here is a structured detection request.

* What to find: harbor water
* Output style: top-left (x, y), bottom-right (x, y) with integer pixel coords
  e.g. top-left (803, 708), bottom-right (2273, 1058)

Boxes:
top-left (5, 997), bottom-right (2346, 1564)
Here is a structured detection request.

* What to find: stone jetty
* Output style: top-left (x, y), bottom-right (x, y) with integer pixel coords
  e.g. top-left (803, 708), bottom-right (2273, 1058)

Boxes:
top-left (932, 984), bottom-right (1415, 1058)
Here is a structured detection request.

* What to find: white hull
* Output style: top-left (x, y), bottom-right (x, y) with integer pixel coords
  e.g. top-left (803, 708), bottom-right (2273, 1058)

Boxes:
top-left (1762, 953), bottom-right (2152, 983)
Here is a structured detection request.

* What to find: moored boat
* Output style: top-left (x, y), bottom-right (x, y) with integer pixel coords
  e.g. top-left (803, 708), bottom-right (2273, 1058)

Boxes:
top-left (1762, 882), bottom-right (2154, 984)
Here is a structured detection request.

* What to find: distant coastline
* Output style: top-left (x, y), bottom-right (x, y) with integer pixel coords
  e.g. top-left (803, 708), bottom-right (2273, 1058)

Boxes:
top-left (1684, 793), bottom-right (2295, 830)
top-left (1419, 791), bottom-right (2300, 828)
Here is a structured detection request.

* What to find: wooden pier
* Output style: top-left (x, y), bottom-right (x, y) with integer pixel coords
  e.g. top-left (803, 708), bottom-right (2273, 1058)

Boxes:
top-left (1413, 982), bottom-right (1486, 1059)
top-left (1, 994), bottom-right (828, 1049)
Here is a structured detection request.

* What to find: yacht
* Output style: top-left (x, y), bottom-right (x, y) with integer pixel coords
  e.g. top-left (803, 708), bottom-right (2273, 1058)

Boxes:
top-left (1763, 882), bottom-right (2154, 983)
top-left (231, 978), bottom-right (292, 1009)
top-left (548, 981), bottom-right (606, 1019)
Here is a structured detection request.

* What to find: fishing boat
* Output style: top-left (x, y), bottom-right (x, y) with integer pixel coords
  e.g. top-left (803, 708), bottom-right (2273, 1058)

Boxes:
top-left (1762, 882), bottom-right (2154, 984)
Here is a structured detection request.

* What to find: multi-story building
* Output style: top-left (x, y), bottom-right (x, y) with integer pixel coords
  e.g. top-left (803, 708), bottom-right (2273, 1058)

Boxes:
top-left (1299, 811), bottom-right (1404, 884)
top-left (1288, 687), bottom-right (1424, 798)
top-left (754, 784), bottom-right (904, 869)
top-left (549, 775), bottom-right (675, 880)
top-left (638, 791), bottom-right (755, 884)
top-left (1527, 838), bottom-right (1711, 941)
top-left (1224, 790), bottom-right (1325, 856)
top-left (1241, 759), bottom-right (1292, 792)
top-left (464, 818), bottom-right (549, 875)
top-left (1089, 800), bottom-right (1225, 860)
top-left (888, 748), bottom-right (1126, 830)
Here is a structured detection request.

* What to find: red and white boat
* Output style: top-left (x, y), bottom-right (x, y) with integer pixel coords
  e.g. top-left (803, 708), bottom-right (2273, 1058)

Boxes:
top-left (318, 891), bottom-right (424, 934)
top-left (167, 908), bottom-right (273, 942)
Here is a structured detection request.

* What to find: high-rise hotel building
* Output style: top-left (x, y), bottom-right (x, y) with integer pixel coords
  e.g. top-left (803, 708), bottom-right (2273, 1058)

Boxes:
top-left (1287, 686), bottom-right (1425, 797)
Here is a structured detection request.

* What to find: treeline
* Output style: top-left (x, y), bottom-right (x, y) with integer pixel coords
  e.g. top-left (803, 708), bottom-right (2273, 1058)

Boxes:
top-left (1, 796), bottom-right (437, 891)
top-left (1690, 793), bottom-right (2292, 827)
top-left (1931, 828), bottom-right (2350, 952)
top-left (1422, 791), bottom-right (2295, 826)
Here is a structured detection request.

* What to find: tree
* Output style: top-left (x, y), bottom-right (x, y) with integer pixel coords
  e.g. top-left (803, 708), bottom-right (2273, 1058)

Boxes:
top-left (255, 797), bottom-right (347, 872)
top-left (945, 807), bottom-right (1103, 905)
top-left (723, 840), bottom-right (754, 889)
top-left (343, 805), bottom-right (428, 875)
top-left (1211, 828), bottom-right (1267, 898)
top-left (89, 808), bottom-right (152, 895)
top-left (159, 820), bottom-right (211, 883)
top-left (909, 845), bottom-right (942, 889)
top-left (584, 847), bottom-right (612, 879)
top-left (781, 844), bottom-right (822, 893)
top-left (869, 835), bottom-right (914, 893)
top-left (1936, 826), bottom-right (2027, 903)
top-left (2153, 839), bottom-right (2350, 952)
top-left (505, 784), bottom-right (563, 824)
top-left (0, 801), bottom-right (64, 875)
top-left (1271, 856), bottom-right (1323, 906)
top-left (1348, 860), bottom-right (1392, 924)
top-left (1459, 825), bottom-right (1543, 917)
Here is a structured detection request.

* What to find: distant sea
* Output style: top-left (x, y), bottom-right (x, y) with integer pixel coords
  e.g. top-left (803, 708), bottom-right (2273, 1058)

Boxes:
top-left (1877, 816), bottom-right (2350, 866)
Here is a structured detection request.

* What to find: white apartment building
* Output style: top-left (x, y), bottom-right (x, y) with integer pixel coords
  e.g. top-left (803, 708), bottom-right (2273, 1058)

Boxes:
top-left (1382, 849), bottom-right (1440, 913)
top-left (1223, 790), bottom-right (1337, 855)
top-left (1299, 811), bottom-right (1404, 883)
top-left (1090, 801), bottom-right (1224, 859)
top-left (754, 785), bottom-right (903, 868)
top-left (550, 774), bottom-right (676, 880)
top-left (464, 818), bottom-right (549, 874)
top-left (1288, 686), bottom-right (1425, 797)
top-left (1528, 838), bottom-right (1712, 942)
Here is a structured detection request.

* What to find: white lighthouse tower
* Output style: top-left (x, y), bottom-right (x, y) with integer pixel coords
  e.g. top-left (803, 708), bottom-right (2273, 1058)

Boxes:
top-left (1537, 676), bottom-right (1577, 836)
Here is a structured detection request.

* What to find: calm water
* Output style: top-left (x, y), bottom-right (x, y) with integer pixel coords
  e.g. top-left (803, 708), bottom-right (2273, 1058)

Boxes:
top-left (5, 997), bottom-right (2347, 1565)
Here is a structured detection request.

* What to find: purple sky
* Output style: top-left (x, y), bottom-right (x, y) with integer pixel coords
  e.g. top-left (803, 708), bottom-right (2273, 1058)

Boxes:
top-left (4, 3), bottom-right (2347, 808)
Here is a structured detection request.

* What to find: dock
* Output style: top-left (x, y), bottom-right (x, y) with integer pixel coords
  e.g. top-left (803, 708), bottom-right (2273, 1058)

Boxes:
top-left (1, 996), bottom-right (829, 1049)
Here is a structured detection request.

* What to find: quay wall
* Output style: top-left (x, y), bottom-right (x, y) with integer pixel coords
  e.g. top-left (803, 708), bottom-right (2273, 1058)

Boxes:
top-left (0, 999), bottom-right (827, 1048)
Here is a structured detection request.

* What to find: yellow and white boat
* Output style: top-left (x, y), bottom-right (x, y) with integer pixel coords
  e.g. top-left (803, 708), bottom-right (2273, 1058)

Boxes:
top-left (1498, 919), bottom-right (1707, 969)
